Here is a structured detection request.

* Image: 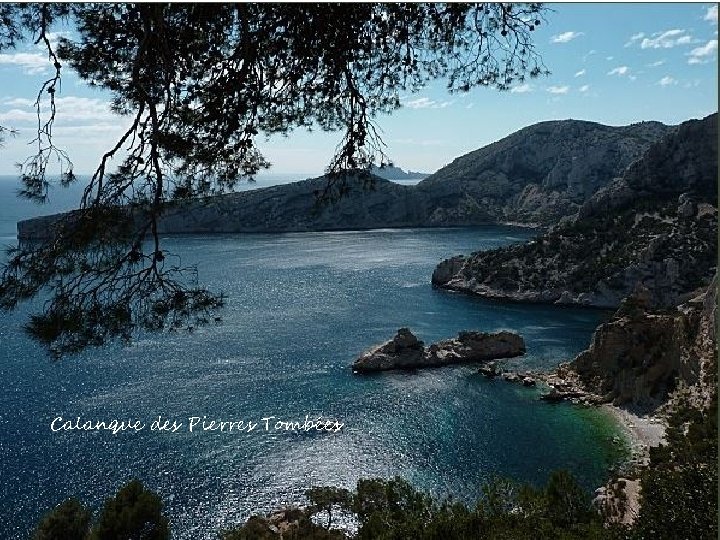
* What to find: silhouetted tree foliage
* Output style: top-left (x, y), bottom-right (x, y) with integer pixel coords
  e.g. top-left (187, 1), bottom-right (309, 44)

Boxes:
top-left (39, 472), bottom-right (619, 539)
top-left (32, 498), bottom-right (91, 540)
top-left (33, 480), bottom-right (169, 540)
top-left (89, 479), bottom-right (170, 540)
top-left (252, 474), bottom-right (608, 539)
top-left (306, 486), bottom-right (353, 529)
top-left (633, 390), bottom-right (718, 540)
top-left (0, 3), bottom-right (549, 354)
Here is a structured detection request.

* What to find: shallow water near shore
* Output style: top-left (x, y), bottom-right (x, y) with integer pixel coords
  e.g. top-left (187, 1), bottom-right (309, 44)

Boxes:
top-left (0, 226), bottom-right (626, 539)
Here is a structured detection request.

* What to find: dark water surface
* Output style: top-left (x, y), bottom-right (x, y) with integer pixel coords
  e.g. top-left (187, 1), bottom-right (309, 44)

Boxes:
top-left (0, 188), bottom-right (621, 538)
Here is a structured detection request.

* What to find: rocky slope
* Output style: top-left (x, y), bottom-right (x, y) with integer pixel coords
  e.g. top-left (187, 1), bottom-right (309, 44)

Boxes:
top-left (16, 175), bottom-right (425, 239)
top-left (521, 265), bottom-right (716, 411)
top-left (570, 281), bottom-right (712, 408)
top-left (538, 271), bottom-right (717, 411)
top-left (433, 114), bottom-right (717, 310)
top-left (17, 119), bottom-right (670, 239)
top-left (417, 119), bottom-right (670, 225)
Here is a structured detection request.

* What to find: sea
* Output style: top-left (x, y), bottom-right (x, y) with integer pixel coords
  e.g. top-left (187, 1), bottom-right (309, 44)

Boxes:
top-left (0, 175), bottom-right (624, 539)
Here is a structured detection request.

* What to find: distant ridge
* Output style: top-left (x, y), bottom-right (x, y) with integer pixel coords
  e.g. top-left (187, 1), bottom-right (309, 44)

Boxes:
top-left (18, 118), bottom-right (674, 238)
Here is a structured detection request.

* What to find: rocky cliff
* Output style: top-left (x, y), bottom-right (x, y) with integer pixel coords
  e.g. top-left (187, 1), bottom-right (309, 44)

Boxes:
top-left (433, 114), bottom-right (717, 310)
top-left (17, 119), bottom-right (670, 240)
top-left (568, 273), bottom-right (717, 409)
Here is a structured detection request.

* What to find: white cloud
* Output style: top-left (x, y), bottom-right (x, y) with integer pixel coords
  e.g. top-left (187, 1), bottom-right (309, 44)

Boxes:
top-left (51, 124), bottom-right (130, 137)
top-left (547, 85), bottom-right (569, 94)
top-left (465, 103), bottom-right (474, 109)
top-left (658, 76), bottom-right (677, 86)
top-left (579, 84), bottom-right (590, 93)
top-left (705, 5), bottom-right (718, 24)
top-left (403, 96), bottom-right (453, 109)
top-left (687, 39), bottom-right (718, 63)
top-left (574, 69), bottom-right (586, 77)
top-left (647, 60), bottom-right (665, 67)
top-left (607, 66), bottom-right (629, 76)
top-left (2, 97), bottom-right (35, 107)
top-left (551, 31), bottom-right (583, 44)
top-left (606, 56), bottom-right (614, 61)
top-left (625, 32), bottom-right (646, 47)
top-left (0, 95), bottom-right (117, 125)
top-left (404, 97), bottom-right (434, 109)
top-left (0, 108), bottom-right (36, 123)
top-left (640, 29), bottom-right (694, 49)
top-left (53, 97), bottom-right (117, 121)
top-left (510, 83), bottom-right (532, 93)
top-left (0, 52), bottom-right (50, 75)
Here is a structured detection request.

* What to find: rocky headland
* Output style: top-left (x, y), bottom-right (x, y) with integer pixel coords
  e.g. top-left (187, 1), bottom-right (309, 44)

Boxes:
top-left (352, 328), bottom-right (525, 373)
top-left (17, 119), bottom-right (670, 240)
top-left (432, 113), bottom-right (717, 310)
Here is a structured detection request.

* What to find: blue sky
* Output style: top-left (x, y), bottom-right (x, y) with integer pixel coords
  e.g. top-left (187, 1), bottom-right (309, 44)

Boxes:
top-left (0, 3), bottom-right (717, 177)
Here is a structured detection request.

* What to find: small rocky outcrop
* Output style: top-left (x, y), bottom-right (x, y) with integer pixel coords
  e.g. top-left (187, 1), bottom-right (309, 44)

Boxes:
top-left (371, 164), bottom-right (428, 181)
top-left (431, 255), bottom-right (466, 286)
top-left (540, 387), bottom-right (588, 403)
top-left (479, 362), bottom-right (499, 378)
top-left (593, 477), bottom-right (640, 526)
top-left (352, 328), bottom-right (425, 372)
top-left (352, 328), bottom-right (525, 373)
top-left (426, 331), bottom-right (526, 364)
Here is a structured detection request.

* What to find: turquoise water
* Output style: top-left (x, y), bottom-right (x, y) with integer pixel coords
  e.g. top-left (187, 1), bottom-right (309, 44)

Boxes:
top-left (0, 223), bottom-right (625, 539)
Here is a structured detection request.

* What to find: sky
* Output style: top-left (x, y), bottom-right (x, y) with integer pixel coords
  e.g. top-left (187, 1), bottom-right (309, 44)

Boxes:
top-left (0, 3), bottom-right (717, 178)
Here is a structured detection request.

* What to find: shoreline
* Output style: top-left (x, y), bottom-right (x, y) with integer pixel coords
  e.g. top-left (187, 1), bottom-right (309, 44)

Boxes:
top-left (601, 404), bottom-right (666, 465)
top-left (529, 367), bottom-right (667, 455)
top-left (596, 404), bottom-right (666, 525)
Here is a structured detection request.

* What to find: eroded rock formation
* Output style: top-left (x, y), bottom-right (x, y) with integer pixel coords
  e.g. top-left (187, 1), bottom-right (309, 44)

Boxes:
top-left (352, 328), bottom-right (525, 373)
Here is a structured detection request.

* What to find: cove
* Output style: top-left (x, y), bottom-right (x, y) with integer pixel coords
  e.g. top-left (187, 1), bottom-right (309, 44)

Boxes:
top-left (0, 226), bottom-right (625, 540)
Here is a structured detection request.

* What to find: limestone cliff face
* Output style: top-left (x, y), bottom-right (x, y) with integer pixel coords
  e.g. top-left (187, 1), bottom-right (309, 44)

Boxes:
top-left (417, 119), bottom-right (670, 225)
top-left (570, 275), bottom-right (716, 408)
top-left (572, 307), bottom-right (687, 407)
top-left (578, 114), bottom-right (718, 221)
top-left (17, 119), bottom-right (670, 240)
top-left (434, 113), bottom-right (718, 310)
